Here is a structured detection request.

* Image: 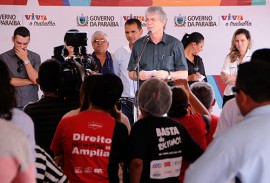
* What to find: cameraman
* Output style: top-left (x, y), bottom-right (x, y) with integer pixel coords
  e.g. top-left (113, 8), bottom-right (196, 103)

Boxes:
top-left (64, 29), bottom-right (78, 58)
top-left (53, 29), bottom-right (98, 73)
top-left (53, 29), bottom-right (77, 61)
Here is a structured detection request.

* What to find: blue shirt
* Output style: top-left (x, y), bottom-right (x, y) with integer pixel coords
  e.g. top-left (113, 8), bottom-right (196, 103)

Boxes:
top-left (185, 104), bottom-right (270, 183)
top-left (92, 51), bottom-right (114, 74)
top-left (128, 33), bottom-right (187, 72)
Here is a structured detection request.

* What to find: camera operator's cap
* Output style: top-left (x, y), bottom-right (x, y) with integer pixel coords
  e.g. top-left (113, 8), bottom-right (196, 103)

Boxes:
top-left (138, 78), bottom-right (172, 117)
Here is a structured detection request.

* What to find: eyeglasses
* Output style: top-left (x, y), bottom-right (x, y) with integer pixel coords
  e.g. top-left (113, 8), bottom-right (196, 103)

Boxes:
top-left (232, 86), bottom-right (240, 95)
top-left (17, 60), bottom-right (24, 73)
top-left (145, 18), bottom-right (159, 23)
top-left (93, 39), bottom-right (106, 44)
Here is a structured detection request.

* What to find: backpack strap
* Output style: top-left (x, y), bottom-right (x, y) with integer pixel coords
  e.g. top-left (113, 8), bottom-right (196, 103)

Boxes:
top-left (201, 114), bottom-right (210, 135)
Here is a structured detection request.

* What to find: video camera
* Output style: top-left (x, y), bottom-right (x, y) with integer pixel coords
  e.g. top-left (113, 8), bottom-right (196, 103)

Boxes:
top-left (51, 31), bottom-right (88, 99)
top-left (65, 31), bottom-right (87, 48)
top-left (52, 31), bottom-right (99, 99)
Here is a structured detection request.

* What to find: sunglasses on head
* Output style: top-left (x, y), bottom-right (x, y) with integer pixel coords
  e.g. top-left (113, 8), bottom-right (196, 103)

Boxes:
top-left (17, 60), bottom-right (24, 73)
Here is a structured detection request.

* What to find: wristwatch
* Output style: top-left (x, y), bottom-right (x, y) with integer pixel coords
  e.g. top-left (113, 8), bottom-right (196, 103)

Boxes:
top-left (24, 60), bottom-right (30, 65)
top-left (167, 71), bottom-right (172, 80)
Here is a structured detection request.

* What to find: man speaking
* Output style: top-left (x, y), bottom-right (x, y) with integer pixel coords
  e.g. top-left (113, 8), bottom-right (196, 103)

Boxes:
top-left (128, 6), bottom-right (188, 83)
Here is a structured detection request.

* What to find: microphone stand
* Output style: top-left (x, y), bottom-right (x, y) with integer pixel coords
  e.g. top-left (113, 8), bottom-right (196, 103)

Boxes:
top-left (133, 35), bottom-right (151, 121)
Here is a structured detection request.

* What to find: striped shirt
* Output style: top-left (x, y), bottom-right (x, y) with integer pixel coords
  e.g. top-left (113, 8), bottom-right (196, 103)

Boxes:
top-left (35, 145), bottom-right (68, 183)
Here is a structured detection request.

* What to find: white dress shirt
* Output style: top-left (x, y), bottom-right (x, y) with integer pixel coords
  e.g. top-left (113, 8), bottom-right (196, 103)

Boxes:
top-left (114, 45), bottom-right (137, 98)
top-left (221, 49), bottom-right (252, 96)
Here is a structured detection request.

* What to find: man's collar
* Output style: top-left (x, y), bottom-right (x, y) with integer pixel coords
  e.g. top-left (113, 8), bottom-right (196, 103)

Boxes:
top-left (10, 48), bottom-right (17, 56)
top-left (123, 45), bottom-right (131, 53)
top-left (92, 51), bottom-right (111, 58)
top-left (160, 32), bottom-right (168, 44)
top-left (149, 32), bottom-right (167, 44)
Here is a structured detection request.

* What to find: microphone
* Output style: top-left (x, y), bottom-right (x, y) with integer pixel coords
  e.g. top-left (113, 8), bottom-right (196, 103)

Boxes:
top-left (146, 30), bottom-right (153, 37)
top-left (133, 31), bottom-right (152, 71)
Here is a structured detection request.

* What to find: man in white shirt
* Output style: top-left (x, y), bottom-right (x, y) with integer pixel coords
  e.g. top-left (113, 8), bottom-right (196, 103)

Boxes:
top-left (214, 98), bottom-right (243, 137)
top-left (114, 18), bottom-right (143, 125)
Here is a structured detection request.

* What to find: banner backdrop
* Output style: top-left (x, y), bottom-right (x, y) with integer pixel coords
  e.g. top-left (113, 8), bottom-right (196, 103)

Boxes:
top-left (0, 0), bottom-right (270, 114)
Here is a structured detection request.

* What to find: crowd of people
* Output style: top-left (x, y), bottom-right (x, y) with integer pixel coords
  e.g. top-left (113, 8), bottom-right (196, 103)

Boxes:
top-left (1, 5), bottom-right (270, 183)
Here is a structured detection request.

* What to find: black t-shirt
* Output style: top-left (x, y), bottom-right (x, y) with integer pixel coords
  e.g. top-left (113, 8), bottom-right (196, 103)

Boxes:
top-left (129, 116), bottom-right (203, 183)
top-left (187, 55), bottom-right (207, 85)
top-left (108, 121), bottom-right (129, 182)
top-left (24, 96), bottom-right (80, 157)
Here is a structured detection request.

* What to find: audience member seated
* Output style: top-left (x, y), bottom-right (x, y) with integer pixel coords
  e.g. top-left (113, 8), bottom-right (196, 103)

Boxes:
top-left (168, 79), bottom-right (211, 182)
top-left (0, 118), bottom-right (35, 183)
top-left (0, 58), bottom-right (68, 182)
top-left (168, 79), bottom-right (211, 150)
top-left (184, 52), bottom-right (270, 183)
top-left (63, 74), bottom-right (131, 133)
top-left (214, 98), bottom-right (242, 137)
top-left (190, 81), bottom-right (219, 144)
top-left (0, 59), bottom-right (36, 161)
top-left (129, 78), bottom-right (203, 183)
top-left (51, 74), bottom-right (129, 182)
top-left (24, 59), bottom-right (80, 157)
top-left (35, 145), bottom-right (68, 183)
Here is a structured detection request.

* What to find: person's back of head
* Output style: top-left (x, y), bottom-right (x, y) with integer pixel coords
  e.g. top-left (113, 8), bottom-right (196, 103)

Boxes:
top-left (38, 59), bottom-right (61, 93)
top-left (236, 48), bottom-right (270, 104)
top-left (190, 82), bottom-right (214, 110)
top-left (90, 74), bottom-right (123, 110)
top-left (58, 61), bottom-right (85, 100)
top-left (138, 78), bottom-right (172, 117)
top-left (79, 74), bottom-right (101, 111)
top-left (251, 48), bottom-right (270, 63)
top-left (167, 86), bottom-right (189, 118)
top-left (237, 61), bottom-right (270, 103)
top-left (0, 59), bottom-right (16, 120)
top-left (14, 26), bottom-right (30, 37)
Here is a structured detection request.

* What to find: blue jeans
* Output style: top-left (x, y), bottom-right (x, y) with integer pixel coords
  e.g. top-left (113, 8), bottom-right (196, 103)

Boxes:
top-left (119, 98), bottom-right (134, 126)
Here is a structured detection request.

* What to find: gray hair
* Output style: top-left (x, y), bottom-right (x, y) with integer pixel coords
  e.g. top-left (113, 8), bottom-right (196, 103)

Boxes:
top-left (91, 31), bottom-right (109, 43)
top-left (145, 6), bottom-right (168, 22)
top-left (190, 82), bottom-right (214, 110)
top-left (138, 78), bottom-right (172, 117)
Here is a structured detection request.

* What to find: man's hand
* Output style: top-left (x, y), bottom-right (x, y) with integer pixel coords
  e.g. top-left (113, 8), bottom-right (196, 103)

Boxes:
top-left (15, 47), bottom-right (28, 62)
top-left (54, 154), bottom-right (64, 169)
top-left (139, 70), bottom-right (156, 80)
top-left (173, 78), bottom-right (189, 90)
